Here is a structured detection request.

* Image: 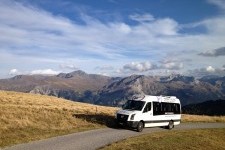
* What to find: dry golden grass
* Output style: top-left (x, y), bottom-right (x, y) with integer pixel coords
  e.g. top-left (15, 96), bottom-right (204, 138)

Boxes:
top-left (1, 90), bottom-right (225, 148)
top-left (182, 114), bottom-right (225, 123)
top-left (0, 90), bottom-right (117, 148)
top-left (101, 128), bottom-right (225, 150)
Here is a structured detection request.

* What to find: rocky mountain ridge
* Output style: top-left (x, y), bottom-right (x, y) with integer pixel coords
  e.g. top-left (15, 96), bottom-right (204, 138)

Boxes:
top-left (97, 74), bottom-right (224, 106)
top-left (0, 71), bottom-right (225, 106)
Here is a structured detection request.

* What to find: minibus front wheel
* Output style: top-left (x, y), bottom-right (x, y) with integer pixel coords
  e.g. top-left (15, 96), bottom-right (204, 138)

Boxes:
top-left (137, 121), bottom-right (144, 132)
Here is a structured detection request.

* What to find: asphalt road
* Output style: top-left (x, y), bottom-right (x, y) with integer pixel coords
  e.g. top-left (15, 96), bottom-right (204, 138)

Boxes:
top-left (3, 123), bottom-right (225, 150)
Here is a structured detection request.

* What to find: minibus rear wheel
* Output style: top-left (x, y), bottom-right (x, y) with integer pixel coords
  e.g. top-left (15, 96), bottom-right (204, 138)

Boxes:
top-left (168, 120), bottom-right (174, 130)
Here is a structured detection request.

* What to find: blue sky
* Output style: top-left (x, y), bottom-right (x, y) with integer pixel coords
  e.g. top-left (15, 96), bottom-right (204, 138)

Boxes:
top-left (0, 0), bottom-right (225, 78)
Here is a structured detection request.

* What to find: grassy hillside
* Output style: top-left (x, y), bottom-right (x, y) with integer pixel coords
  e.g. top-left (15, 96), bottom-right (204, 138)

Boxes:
top-left (101, 128), bottom-right (225, 150)
top-left (0, 90), bottom-right (117, 147)
top-left (182, 114), bottom-right (225, 122)
top-left (1, 90), bottom-right (225, 148)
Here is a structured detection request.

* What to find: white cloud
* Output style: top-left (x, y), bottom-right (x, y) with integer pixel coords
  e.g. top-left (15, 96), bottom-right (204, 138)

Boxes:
top-left (130, 17), bottom-right (179, 37)
top-left (30, 69), bottom-right (60, 75)
top-left (150, 18), bottom-right (179, 35)
top-left (129, 13), bottom-right (155, 22)
top-left (97, 72), bottom-right (109, 76)
top-left (95, 65), bottom-right (114, 70)
top-left (208, 0), bottom-right (225, 10)
top-left (187, 66), bottom-right (225, 77)
top-left (199, 47), bottom-right (225, 57)
top-left (9, 69), bottom-right (19, 75)
top-left (123, 61), bottom-right (156, 72)
top-left (8, 68), bottom-right (61, 76)
top-left (206, 66), bottom-right (215, 72)
top-left (161, 62), bottom-right (183, 70)
top-left (201, 17), bottom-right (225, 35)
top-left (0, 1), bottom-right (180, 61)
top-left (115, 59), bottom-right (185, 76)
top-left (109, 23), bottom-right (131, 34)
top-left (0, 1), bottom-right (225, 78)
top-left (222, 65), bottom-right (225, 70)
top-left (0, 1), bottom-right (73, 32)
top-left (59, 64), bottom-right (79, 70)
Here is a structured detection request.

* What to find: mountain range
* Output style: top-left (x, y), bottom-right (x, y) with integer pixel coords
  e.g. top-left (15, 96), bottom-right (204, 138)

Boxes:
top-left (0, 70), bottom-right (225, 106)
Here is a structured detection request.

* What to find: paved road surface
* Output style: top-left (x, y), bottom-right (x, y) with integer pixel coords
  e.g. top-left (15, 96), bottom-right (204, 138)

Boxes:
top-left (3, 123), bottom-right (225, 150)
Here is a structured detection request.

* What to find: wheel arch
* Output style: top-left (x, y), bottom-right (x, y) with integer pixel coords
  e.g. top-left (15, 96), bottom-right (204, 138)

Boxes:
top-left (140, 120), bottom-right (145, 127)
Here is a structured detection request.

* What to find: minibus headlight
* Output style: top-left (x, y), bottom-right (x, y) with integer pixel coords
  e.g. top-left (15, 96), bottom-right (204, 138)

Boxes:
top-left (130, 114), bottom-right (136, 120)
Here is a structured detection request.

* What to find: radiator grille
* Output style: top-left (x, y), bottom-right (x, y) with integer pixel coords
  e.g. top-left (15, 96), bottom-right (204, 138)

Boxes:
top-left (117, 114), bottom-right (128, 123)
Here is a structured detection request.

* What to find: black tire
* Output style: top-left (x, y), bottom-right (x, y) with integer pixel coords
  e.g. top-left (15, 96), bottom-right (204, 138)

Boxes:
top-left (137, 121), bottom-right (144, 132)
top-left (115, 120), bottom-right (123, 128)
top-left (168, 120), bottom-right (174, 130)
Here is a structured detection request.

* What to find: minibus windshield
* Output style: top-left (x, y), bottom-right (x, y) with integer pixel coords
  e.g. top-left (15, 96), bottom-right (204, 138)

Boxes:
top-left (123, 100), bottom-right (145, 111)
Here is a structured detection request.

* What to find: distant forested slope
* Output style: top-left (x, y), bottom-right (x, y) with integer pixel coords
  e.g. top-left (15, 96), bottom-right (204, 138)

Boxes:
top-left (182, 100), bottom-right (225, 116)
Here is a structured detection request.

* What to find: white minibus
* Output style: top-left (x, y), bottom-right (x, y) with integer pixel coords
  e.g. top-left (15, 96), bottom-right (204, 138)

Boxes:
top-left (116, 94), bottom-right (181, 132)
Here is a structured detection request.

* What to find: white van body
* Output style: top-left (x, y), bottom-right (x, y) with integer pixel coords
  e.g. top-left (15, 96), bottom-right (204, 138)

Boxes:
top-left (115, 95), bottom-right (181, 132)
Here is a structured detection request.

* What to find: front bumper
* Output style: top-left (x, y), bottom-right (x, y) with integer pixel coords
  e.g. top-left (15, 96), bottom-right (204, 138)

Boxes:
top-left (116, 120), bottom-right (139, 128)
top-left (127, 121), bottom-right (139, 128)
top-left (116, 113), bottom-right (139, 128)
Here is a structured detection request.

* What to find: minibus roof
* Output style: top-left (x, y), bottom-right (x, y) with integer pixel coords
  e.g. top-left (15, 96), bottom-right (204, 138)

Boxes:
top-left (129, 94), bottom-right (180, 104)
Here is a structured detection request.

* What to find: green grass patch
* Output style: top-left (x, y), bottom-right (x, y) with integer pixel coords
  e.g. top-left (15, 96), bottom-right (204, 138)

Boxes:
top-left (101, 128), bottom-right (225, 150)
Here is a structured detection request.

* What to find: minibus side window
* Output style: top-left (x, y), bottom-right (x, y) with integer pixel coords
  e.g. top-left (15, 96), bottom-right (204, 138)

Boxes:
top-left (153, 102), bottom-right (161, 115)
top-left (153, 102), bottom-right (181, 115)
top-left (143, 102), bottom-right (151, 113)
